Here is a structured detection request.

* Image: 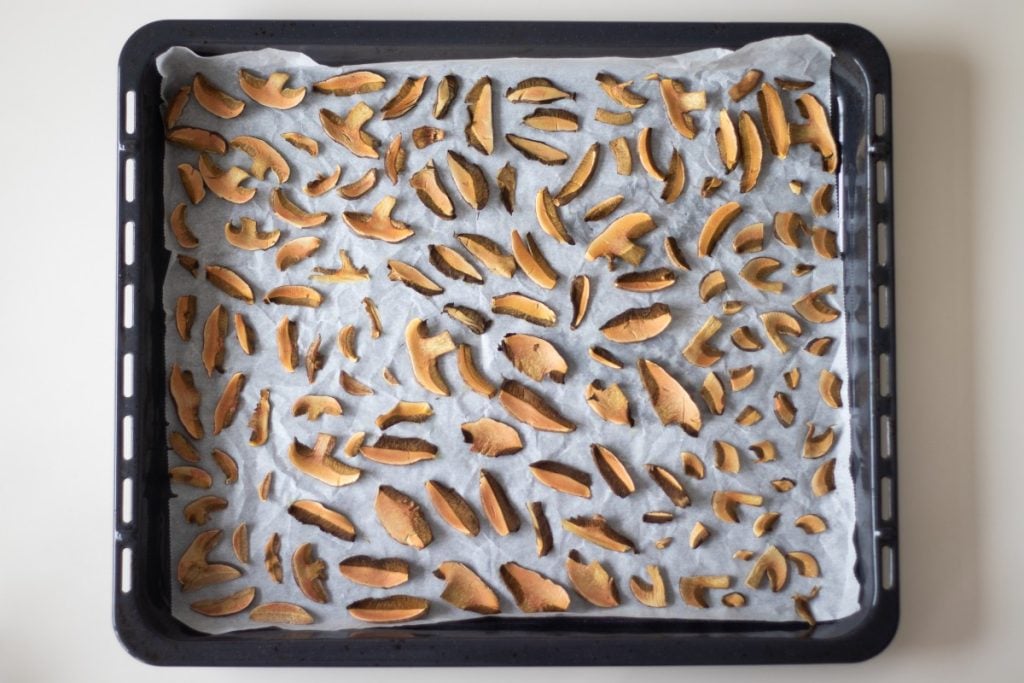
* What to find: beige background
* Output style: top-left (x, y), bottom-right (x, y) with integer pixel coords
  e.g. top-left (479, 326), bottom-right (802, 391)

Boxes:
top-left (1, 0), bottom-right (1020, 680)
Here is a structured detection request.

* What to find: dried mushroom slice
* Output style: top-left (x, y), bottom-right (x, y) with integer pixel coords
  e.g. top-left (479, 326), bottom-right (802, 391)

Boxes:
top-left (679, 575), bottom-right (731, 609)
top-left (319, 101), bottom-right (380, 158)
top-left (387, 259), bottom-right (444, 296)
top-left (230, 136), bottom-right (290, 183)
top-left (464, 76), bottom-right (494, 155)
top-left (275, 317), bottom-right (298, 372)
top-left (731, 326), bottom-right (764, 352)
top-left (262, 533), bottom-right (283, 584)
top-left (167, 126), bottom-right (227, 154)
top-left (177, 164), bottom-right (205, 205)
top-left (700, 176), bottom-right (723, 198)
top-left (291, 394), bottom-right (343, 421)
top-left (343, 196), bottom-right (414, 243)
top-left (169, 204), bottom-right (198, 249)
top-left (530, 461), bottom-right (593, 499)
top-left (430, 244), bottom-right (484, 284)
top-left (637, 358), bottom-right (702, 436)
top-left (716, 109), bottom-right (739, 173)
top-left (169, 364), bottom-right (203, 439)
top-left (443, 304), bottom-right (491, 335)
top-left (700, 372), bottom-right (726, 416)
top-left (591, 443), bottom-right (635, 497)
top-left (446, 151), bottom-right (489, 209)
top-left (790, 94), bottom-right (838, 173)
top-left (338, 168), bottom-right (379, 198)
top-left (760, 311), bottom-right (804, 353)
top-left (177, 529), bottom-right (241, 592)
top-left (192, 73), bottom-right (245, 118)
top-left (500, 333), bottom-right (568, 383)
top-left (375, 485), bottom-right (433, 549)
top-left (291, 543), bottom-right (329, 604)
top-left (264, 285), bottom-right (323, 308)
top-left (566, 550), bottom-right (619, 608)
top-left (347, 596), bottom-right (430, 623)
top-left (274, 236), bottom-right (320, 271)
top-left (405, 318), bottom-right (456, 396)
top-left (500, 562), bottom-right (570, 613)
top-left (788, 551), bottom-right (821, 578)
top-left (615, 268), bottom-right (676, 293)
top-left (585, 381), bottom-right (633, 427)
top-left (772, 478), bottom-right (795, 492)
top-left (745, 545), bottom-right (788, 592)
top-left (497, 162), bottom-right (517, 214)
top-left (498, 379), bottom-right (576, 433)
top-left (569, 275), bottom-right (591, 330)
top-left (740, 257), bottom-right (784, 293)
top-left (250, 602), bottom-right (313, 625)
top-left (506, 77), bottom-right (574, 103)
top-left (609, 136), bottom-right (632, 175)
top-left (434, 562), bottom-right (500, 615)
top-left (554, 142), bottom-right (599, 206)
top-left (753, 512), bottom-right (781, 538)
top-left (793, 285), bottom-right (841, 324)
top-left (288, 500), bottom-right (357, 542)
top-left (795, 514), bottom-right (828, 534)
top-left (523, 107), bottom-right (579, 132)
top-left (646, 465), bottom-right (690, 508)
top-left (223, 217), bottom-right (281, 251)
top-left (491, 292), bottom-right (557, 327)
top-left (689, 522), bottom-right (710, 549)
top-left (505, 134), bottom-right (569, 166)
top-left (659, 77), bottom-right (707, 139)
top-left (458, 233), bottom-right (516, 278)
top-left (174, 295), bottom-right (196, 342)
top-left (811, 459), bottom-right (837, 497)
top-left (819, 370), bottom-right (843, 408)
top-left (425, 480), bottom-right (480, 537)
top-left (661, 149), bottom-right (686, 204)
top-left (269, 187), bottom-right (328, 228)
top-left (773, 391), bottom-right (797, 427)
top-left (338, 555), bottom-right (410, 588)
top-left (664, 235), bottom-right (690, 271)
top-left (805, 336), bottom-right (834, 356)
top-left (461, 417), bottom-right (523, 457)
top-left (432, 74), bottom-right (459, 119)
top-left (381, 75), bottom-right (428, 120)
top-left (698, 201), bottom-right (743, 258)
top-left (311, 250), bottom-right (370, 283)
top-left (281, 132), bottom-right (318, 157)
top-left (699, 271), bottom-right (728, 302)
top-left (314, 70), bottom-right (386, 96)
top-left (589, 345), bottom-right (623, 370)
top-left (803, 423), bottom-right (837, 459)
top-left (170, 466), bottom-right (212, 489)
top-left (738, 111), bottom-right (763, 193)
top-left (811, 227), bottom-right (839, 259)
top-left (711, 490), bottom-right (764, 523)
top-left (535, 187), bottom-right (573, 245)
top-left (562, 515), bottom-right (636, 553)
top-left (360, 436), bottom-right (438, 466)
top-left (164, 85), bottom-right (190, 128)
top-left (479, 469), bottom-right (521, 536)
top-left (584, 195), bottom-right (625, 222)
top-left (410, 160), bottom-right (456, 220)
top-left (198, 153), bottom-right (255, 204)
top-left (383, 134), bottom-right (406, 185)
top-left (527, 501), bottom-right (554, 557)
top-left (303, 165), bottom-right (341, 196)
top-left (681, 451), bottom-right (706, 479)
top-left (375, 401), bottom-right (434, 430)
top-left (456, 344), bottom-right (497, 397)
top-left (212, 372), bottom-right (245, 435)
top-left (189, 585), bottom-right (256, 618)
top-left (238, 69), bottom-right (305, 109)
top-left (774, 211), bottom-right (807, 248)
top-left (750, 440), bottom-right (778, 463)
top-left (595, 72), bottom-right (647, 108)
top-left (757, 83), bottom-right (790, 158)
top-left (637, 127), bottom-right (666, 181)
top-left (811, 183), bottom-right (834, 216)
top-left (169, 431), bottom-right (200, 463)
top-left (248, 388), bottom-right (270, 445)
top-left (289, 433), bottom-right (362, 486)
top-left (629, 565), bottom-right (668, 607)
top-left (600, 303), bottom-right (672, 344)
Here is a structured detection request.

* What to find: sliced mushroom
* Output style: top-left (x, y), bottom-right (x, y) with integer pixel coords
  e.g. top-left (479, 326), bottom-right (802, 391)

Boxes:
top-left (788, 551), bottom-right (821, 578)
top-left (313, 70), bottom-right (386, 96)
top-left (757, 83), bottom-right (790, 158)
top-left (198, 153), bottom-right (255, 204)
top-left (698, 201), bottom-right (743, 258)
top-left (387, 259), bottom-right (444, 296)
top-left (338, 555), bottom-right (410, 588)
top-left (629, 565), bottom-right (668, 607)
top-left (738, 111), bottom-right (763, 193)
top-left (588, 345), bottom-right (623, 370)
top-left (262, 533), bottom-right (283, 583)
top-left (811, 458), bottom-right (837, 497)
top-left (212, 371), bottom-right (245, 434)
top-left (269, 187), bottom-right (328, 228)
top-left (342, 432), bottom-right (366, 458)
top-left (230, 135), bottom-right (290, 183)
top-left (636, 127), bottom-right (666, 181)
top-left (360, 436), bottom-right (438, 465)
top-left (273, 236), bottom-right (320, 271)
top-left (289, 433), bottom-right (362, 486)
top-left (711, 490), bottom-right (764, 523)
top-left (811, 183), bottom-right (834, 217)
top-left (337, 167), bottom-right (378, 199)
top-left (479, 469), bottom-right (521, 535)
top-left (237, 69), bottom-right (305, 109)
top-left (288, 500), bottom-right (357, 542)
top-left (264, 285), bottom-right (322, 308)
top-left (805, 337), bottom-right (834, 356)
top-left (430, 74), bottom-right (459, 119)
top-left (700, 372), bottom-right (726, 416)
top-left (291, 394), bottom-right (343, 421)
top-left (311, 250), bottom-right (370, 283)
top-left (249, 602), bottom-right (313, 625)
top-left (405, 318), bottom-right (455, 396)
top-left (534, 187), bottom-right (573, 245)
top-left (760, 311), bottom-right (804, 353)
top-left (442, 151), bottom-right (487, 211)
top-left (222, 217), bottom-right (280, 252)
top-left (753, 511), bottom-right (781, 538)
top-left (679, 575), bottom-right (731, 608)
top-left (562, 514), bottom-right (636, 553)
top-left (660, 77), bottom-right (706, 139)
top-left (347, 596), bottom-right (431, 623)
top-left (790, 94), bottom-right (838, 173)
top-left (274, 317), bottom-right (298, 372)
top-left (498, 379), bottom-right (575, 433)
top-left (164, 85), bottom-right (190, 128)
top-left (739, 257), bottom-right (784, 293)
top-left (177, 529), bottom-right (240, 592)
top-left (258, 471), bottom-right (272, 501)
top-left (505, 134), bottom-right (568, 165)
top-left (595, 72), bottom-right (647, 108)
top-left (441, 304), bottom-right (490, 336)
top-left (434, 562), bottom-right (500, 614)
top-left (343, 195), bottom-right (413, 243)
top-left (646, 465), bottom-right (690, 508)
top-left (192, 73), bottom-right (244, 118)
top-left (687, 521), bottom-right (710, 549)
top-left (380, 75), bottom-right (428, 119)
top-left (681, 451), bottom-right (706, 479)
top-left (319, 101), bottom-right (380, 158)
top-left (527, 501), bottom-right (553, 557)
top-left (589, 443), bottom-right (635, 497)
top-left (636, 358), bottom-right (702, 436)
top-left (699, 270), bottom-right (728, 302)
top-left (818, 370), bottom-right (844, 408)
top-left (682, 315), bottom-right (724, 367)
top-left (746, 545), bottom-right (788, 592)
top-left (614, 267), bottom-right (676, 293)
top-left (795, 514), bottom-right (828, 534)
top-left (430, 243), bottom-right (484, 285)
top-left (458, 233), bottom-right (516, 278)
top-left (793, 285), bottom-right (841, 323)
top-left (711, 440), bottom-right (741, 474)
top-left (177, 164), bottom-right (205, 205)
top-left (569, 275), bottom-right (591, 330)
top-left (231, 523), bottom-right (249, 564)
top-left (247, 388), bottom-right (270, 446)
top-left (169, 203), bottom-right (198, 249)
top-left (804, 423), bottom-right (836, 458)
top-left (553, 142), bottom-right (599, 206)
top-left (281, 132), bottom-right (318, 157)
top-left (375, 401), bottom-right (433, 431)
top-left (290, 543), bottom-right (329, 604)
top-left (491, 292), bottom-right (557, 327)
top-left (499, 333), bottom-right (568, 384)
top-left (183, 495), bottom-right (227, 524)
top-left (424, 480), bottom-right (480, 536)
top-left (715, 109), bottom-right (739, 172)
top-left (728, 366), bottom-right (756, 392)
top-left (700, 176), bottom-right (722, 198)
top-left (494, 162), bottom-right (517, 214)
top-left (169, 364), bottom-right (203, 439)
top-left (595, 108), bottom-right (633, 125)
top-left (174, 295), bottom-right (196, 342)
top-left (169, 431), bottom-right (200, 464)
top-left (511, 231), bottom-right (558, 289)
top-left (750, 440), bottom-right (778, 463)
top-left (731, 326), bottom-right (763, 352)
top-left (583, 195), bottom-right (625, 223)
top-left (409, 160), bottom-right (456, 219)
top-left (306, 334), bottom-right (324, 383)
top-left (771, 478), bottom-right (796, 492)
top-left (375, 485), bottom-right (433, 549)
top-left (464, 76), bottom-right (494, 155)
top-left (456, 343), bottom-right (497, 397)
top-left (303, 165), bottom-right (341, 197)
top-left (600, 303), bottom-right (672, 344)
top-left (530, 461), bottom-right (592, 498)
top-left (660, 149), bottom-right (687, 203)
top-left (189, 581), bottom-right (255, 617)
top-left (505, 77), bottom-right (573, 104)
top-left (167, 126), bottom-right (227, 154)
top-left (500, 562), bottom-right (570, 613)
top-left (585, 381), bottom-right (633, 427)
top-left (773, 391), bottom-right (797, 427)
top-left (523, 107), bottom-right (579, 132)
top-left (565, 550), bottom-right (619, 608)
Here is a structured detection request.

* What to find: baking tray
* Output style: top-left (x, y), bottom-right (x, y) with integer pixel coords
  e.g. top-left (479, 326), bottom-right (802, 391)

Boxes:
top-left (114, 20), bottom-right (897, 666)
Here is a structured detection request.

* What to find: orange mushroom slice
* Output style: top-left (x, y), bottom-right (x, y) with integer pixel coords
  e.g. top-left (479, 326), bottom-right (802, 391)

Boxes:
top-left (760, 311), bottom-right (804, 353)
top-left (313, 70), bottom-right (386, 96)
top-left (263, 285), bottom-right (323, 308)
top-left (381, 75), bottom-right (428, 119)
top-left (247, 388), bottom-right (270, 446)
top-left (561, 514), bottom-right (636, 553)
top-left (566, 550), bottom-right (619, 608)
top-left (338, 555), bottom-right (410, 588)
top-left (698, 201), bottom-right (743, 258)
top-left (387, 259), bottom-right (444, 296)
top-left (430, 244), bottom-right (484, 284)
top-left (793, 285), bottom-right (841, 323)
top-left (554, 142), bottom-right (599, 206)
top-left (505, 134), bottom-right (568, 166)
top-left (230, 135), bottom-right (290, 183)
top-left (600, 303), bottom-right (672, 344)
top-left (198, 153), bottom-right (254, 204)
top-left (646, 465), bottom-right (690, 508)
top-left (716, 109), bottom-right (739, 172)
top-left (212, 371), bottom-right (245, 434)
top-left (636, 358), bottom-right (702, 436)
top-left (480, 469), bottom-right (521, 536)
top-left (498, 379), bottom-right (576, 433)
top-left (434, 562), bottom-right (500, 614)
top-left (303, 165), bottom-right (341, 197)
top-left (460, 417), bottom-right (523, 457)
top-left (319, 101), bottom-right (380, 158)
top-left (529, 461), bottom-right (592, 499)
top-left (169, 364), bottom-right (203, 439)
top-left (456, 344), bottom-right (497, 397)
top-left (757, 83), bottom-right (790, 158)
top-left (711, 490), bottom-right (764, 523)
top-left (310, 250), bottom-right (370, 283)
top-left (446, 150), bottom-right (489, 209)
top-left (491, 292), bottom-right (557, 327)
top-left (288, 500), bottom-right (357, 542)
top-left (585, 212), bottom-right (658, 267)
top-left (337, 167), bottom-right (378, 199)
top-left (360, 436), bottom-right (438, 466)
top-left (679, 575), bottom-right (731, 608)
top-left (289, 433), bottom-right (362, 486)
top-left (269, 187), bottom-right (328, 228)
top-left (500, 333), bottom-right (568, 383)
top-left (464, 76), bottom-right (494, 155)
top-left (275, 236), bottom-right (321, 270)
top-left (405, 318), bottom-right (456, 396)
top-left (585, 381), bottom-right (633, 427)
top-left (591, 443), bottom-right (636, 497)
top-left (410, 160), bottom-right (456, 219)
top-left (343, 195), bottom-right (414, 243)
top-left (177, 163), bottom-right (205, 205)
top-left (523, 106), bottom-right (579, 132)
top-left (189, 586), bottom-right (256, 617)
top-left (249, 602), bottom-right (313, 625)
top-left (738, 110), bottom-right (763, 193)
top-left (790, 94), bottom-right (838, 173)
top-left (458, 232), bottom-right (516, 278)
top-left (291, 394), bottom-right (343, 421)
top-left (511, 230), bottom-right (558, 289)
top-left (505, 77), bottom-right (574, 104)
top-left (629, 565), bottom-right (668, 608)
top-left (746, 545), bottom-right (788, 592)
top-left (535, 187), bottom-right (573, 244)
top-left (192, 73), bottom-right (244, 119)
top-left (291, 543), bottom-right (329, 603)
top-left (237, 69), bottom-right (305, 109)
top-left (166, 126), bottom-right (227, 154)
top-left (659, 77), bottom-right (707, 139)
top-left (740, 256), bottom-right (785, 293)
top-left (375, 485), bottom-right (432, 549)
top-left (177, 529), bottom-right (240, 592)
top-left (169, 203), bottom-right (198, 249)
top-left (424, 480), bottom-right (480, 537)
top-left (347, 596), bottom-right (430, 624)
top-left (500, 562), bottom-right (570, 613)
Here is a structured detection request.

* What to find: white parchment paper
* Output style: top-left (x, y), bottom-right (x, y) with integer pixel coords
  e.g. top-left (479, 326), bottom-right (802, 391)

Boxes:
top-left (159, 34), bottom-right (858, 633)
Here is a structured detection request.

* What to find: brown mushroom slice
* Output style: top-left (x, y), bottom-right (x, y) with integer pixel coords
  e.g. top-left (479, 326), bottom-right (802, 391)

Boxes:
top-left (177, 529), bottom-right (241, 592)
top-left (339, 555), bottom-right (410, 588)
top-left (347, 596), bottom-right (431, 623)
top-left (306, 334), bottom-right (324, 383)
top-left (375, 485), bottom-right (433, 549)
top-left (446, 151), bottom-right (488, 210)
top-left (819, 370), bottom-right (844, 408)
top-left (230, 135), bottom-right (290, 183)
top-left (291, 394), bottom-right (343, 422)
top-left (343, 195), bottom-right (413, 243)
top-left (523, 107), bottom-right (579, 132)
top-left (533, 188), bottom-right (573, 245)
top-left (189, 585), bottom-right (256, 618)
top-left (430, 244), bottom-right (484, 285)
top-left (221, 217), bottom-right (279, 252)
top-left (499, 379), bottom-right (576, 433)
top-left (757, 83), bottom-right (790, 158)
top-left (804, 337), bottom-right (834, 357)
top-left (199, 304), bottom-right (227, 377)
top-left (591, 443), bottom-right (635, 497)
top-left (679, 575), bottom-right (731, 609)
top-left (212, 371), bottom-right (245, 435)
top-left (585, 381), bottom-right (633, 427)
top-left (424, 480), bottom-right (480, 537)
top-left (715, 109), bottom-right (739, 173)
top-left (464, 76), bottom-right (494, 155)
top-left (302, 165), bottom-right (341, 197)
top-left (198, 153), bottom-right (255, 204)
top-left (629, 565), bottom-right (668, 608)
top-left (530, 461), bottom-right (592, 499)
top-left (433, 561), bottom-right (500, 615)
top-left (660, 77), bottom-right (707, 139)
top-left (728, 223), bottom-right (762, 256)
top-left (787, 551), bottom-right (821, 578)
top-left (288, 500), bottom-right (357, 542)
top-left (698, 201), bottom-right (742, 258)
top-left (636, 127), bottom-right (666, 181)
top-left (409, 160), bottom-right (456, 219)
top-left (289, 434), bottom-right (362, 486)
top-left (745, 545), bottom-right (788, 592)
top-left (456, 344), bottom-right (497, 397)
top-left (736, 406), bottom-right (763, 426)
top-left (505, 77), bottom-right (574, 104)
top-left (520, 501), bottom-right (552, 558)
top-left (360, 436), bottom-right (438, 466)
top-left (291, 543), bottom-right (329, 604)
top-left (177, 164), bottom-right (205, 205)
top-left (237, 69), bottom-right (305, 109)
top-left (660, 150), bottom-right (686, 203)
top-left (737, 110), bottom-right (763, 193)
top-left (310, 250), bottom-right (370, 284)
top-left (499, 333), bottom-right (568, 384)
top-left (553, 142), bottom-right (599, 207)
top-left (334, 168), bottom-right (377, 199)
top-left (491, 292), bottom-right (557, 327)
top-left (711, 490), bottom-right (764, 523)
top-left (583, 195), bottom-right (625, 222)
top-left (589, 345), bottom-right (624, 370)
top-left (564, 274), bottom-right (592, 331)
top-left (441, 304), bottom-right (491, 336)
top-left (712, 440), bottom-right (742, 474)
top-left (681, 451), bottom-right (706, 479)
top-left (319, 101), bottom-right (380, 158)
top-left (266, 188), bottom-right (326, 229)
top-left (565, 550), bottom-right (619, 608)
top-left (599, 303), bottom-right (672, 344)
top-left (382, 367), bottom-right (400, 386)
top-left (585, 212), bottom-right (658, 267)
top-left (636, 358), bottom-right (702, 436)
top-left (804, 423), bottom-right (837, 459)
top-left (739, 257), bottom-right (784, 293)
top-left (264, 285), bottom-right (323, 308)
top-left (773, 391), bottom-right (797, 427)
top-left (595, 72), bottom-right (647, 108)
top-left (279, 132), bottom-right (318, 158)
top-left (609, 136), bottom-right (632, 175)
top-left (387, 259), bottom-right (444, 297)
top-left (728, 366), bottom-right (756, 391)
top-left (505, 134), bottom-right (568, 166)
top-left (783, 367), bottom-right (801, 390)
top-left (811, 183), bottom-right (834, 217)
top-left (790, 94), bottom-right (838, 173)
top-left (275, 317), bottom-right (298, 372)
top-left (643, 511), bottom-right (675, 524)
top-left (811, 458), bottom-right (837, 497)
top-left (169, 364), bottom-right (203, 439)
top-left (773, 211), bottom-right (807, 249)
top-left (314, 70), bottom-right (386, 96)
top-left (479, 469), bottom-right (521, 535)
top-left (170, 466), bottom-right (212, 489)
top-left (379, 75), bottom-right (428, 120)
top-left (752, 511), bottom-right (781, 538)
top-left (249, 602), bottom-right (313, 625)
top-left (699, 270), bottom-right (728, 302)
top-left (646, 465), bottom-right (690, 508)
top-left (700, 176), bottom-right (723, 198)
top-left (169, 203), bottom-right (199, 249)
top-left (795, 514), bottom-right (828, 535)
top-left (270, 238), bottom-right (321, 274)
top-left (663, 236), bottom-right (690, 271)
top-left (614, 267), bottom-right (676, 293)
top-left (261, 533), bottom-right (284, 584)
top-left (459, 418), bottom-right (523, 458)
top-left (169, 431), bottom-right (200, 464)
top-left (750, 440), bottom-right (778, 463)
top-left (700, 372), bottom-right (726, 416)
top-left (375, 401), bottom-right (433, 431)
top-left (488, 162), bottom-right (516, 215)
top-left (164, 85), bottom-right (190, 128)
top-left (760, 311), bottom-right (804, 353)
top-left (457, 233), bottom-right (515, 278)
top-left (794, 285), bottom-right (841, 324)
top-left (689, 522), bottom-right (711, 549)
top-left (429, 74), bottom-right (459, 119)
top-left (810, 227), bottom-right (839, 260)
top-left (247, 388), bottom-right (270, 446)
top-left (192, 73), bottom-right (245, 119)
top-left (166, 126), bottom-right (227, 154)
top-left (405, 318), bottom-right (455, 396)
top-left (562, 515), bottom-right (637, 553)
top-left (772, 478), bottom-right (796, 492)
top-left (500, 562), bottom-right (570, 613)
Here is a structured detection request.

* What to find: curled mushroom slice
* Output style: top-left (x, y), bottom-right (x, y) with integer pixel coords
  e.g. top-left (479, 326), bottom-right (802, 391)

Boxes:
top-left (698, 201), bottom-right (743, 258)
top-left (811, 183), bottom-right (834, 217)
top-left (517, 501), bottom-right (552, 559)
top-left (629, 565), bottom-right (668, 608)
top-left (480, 469), bottom-right (521, 535)
top-left (311, 250), bottom-right (370, 284)
top-left (360, 436), bottom-right (437, 466)
top-left (405, 318), bottom-right (455, 396)
top-left (177, 164), bottom-right (205, 205)
top-left (681, 316), bottom-right (724, 368)
top-left (456, 344), bottom-right (496, 397)
top-left (591, 443), bottom-right (635, 497)
top-left (565, 550), bottom-right (619, 608)
top-left (700, 372), bottom-right (726, 416)
top-left (427, 74), bottom-right (460, 119)
top-left (530, 461), bottom-right (592, 499)
top-left (679, 575), bottom-right (731, 609)
top-left (247, 388), bottom-right (270, 446)
top-left (169, 204), bottom-right (198, 249)
top-left (804, 423), bottom-right (837, 459)
top-left (500, 562), bottom-right (570, 614)
top-left (689, 522), bottom-right (710, 549)
top-left (375, 485), bottom-right (432, 549)
top-left (464, 76), bottom-right (494, 155)
top-left (599, 303), bottom-right (672, 344)
top-left (738, 111), bottom-right (763, 193)
top-left (443, 303), bottom-right (491, 336)
top-left (169, 431), bottom-right (199, 464)
top-left (712, 490), bottom-right (764, 523)
top-left (773, 391), bottom-right (797, 427)
top-left (554, 142), bottom-right (599, 206)
top-left (731, 326), bottom-right (763, 352)
top-left (727, 366), bottom-right (755, 392)
top-left (278, 133), bottom-right (317, 159)
top-left (492, 292), bottom-right (557, 327)
top-left (660, 150), bottom-right (686, 203)
top-left (499, 379), bottom-right (575, 433)
top-left (746, 545), bottom-right (788, 592)
top-left (793, 285), bottom-right (841, 324)
top-left (457, 233), bottom-right (515, 278)
top-left (260, 533), bottom-right (284, 584)
top-left (805, 337), bottom-right (834, 357)
top-left (260, 471), bottom-right (273, 500)
top-left (314, 70), bottom-right (386, 96)
top-left (347, 596), bottom-right (430, 623)
top-left (212, 371), bottom-right (245, 435)
top-left (500, 333), bottom-right (568, 384)
top-left (811, 227), bottom-right (839, 260)
top-left (250, 602), bottom-right (313, 625)
top-left (812, 459), bottom-right (837, 497)
top-left (700, 176), bottom-right (722, 198)
top-left (288, 500), bottom-right (357, 542)
top-left (410, 160), bottom-right (456, 220)
top-left (609, 136), bottom-right (632, 175)
top-left (595, 72), bottom-right (647, 108)
top-left (646, 464), bottom-right (690, 508)
top-left (562, 515), bottom-right (637, 553)
top-left (458, 418), bottom-right (522, 459)
top-left (772, 478), bottom-right (796, 492)
top-left (614, 267), bottom-right (676, 293)
top-left (291, 394), bottom-right (343, 421)
top-left (231, 135), bottom-right (290, 183)
top-left (773, 211), bottom-right (807, 249)
top-left (564, 275), bottom-right (592, 331)
top-left (505, 77), bottom-right (574, 104)
top-left (306, 334), bottom-right (324, 383)
top-left (730, 223), bottom-right (763, 255)
top-left (795, 514), bottom-right (828, 534)
top-left (192, 73), bottom-right (244, 118)
top-left (760, 311), bottom-right (804, 353)
top-left (424, 480), bottom-right (480, 537)
top-left (699, 271), bottom-right (728, 303)
top-left (174, 295), bottom-right (196, 342)
top-left (170, 466), bottom-right (212, 489)
top-left (636, 358), bottom-right (702, 436)
top-left (169, 364), bottom-right (203, 439)
top-left (190, 585), bottom-right (256, 618)
top-left (588, 345), bottom-right (623, 370)
top-left (790, 94), bottom-right (838, 173)
top-left (523, 107), bottom-right (579, 132)
top-left (819, 370), bottom-right (844, 408)
top-left (750, 441), bottom-right (778, 463)
top-left (681, 451), bottom-right (706, 479)
top-left (430, 244), bottom-right (484, 285)
top-left (757, 83), bottom-right (790, 158)
top-left (636, 127), bottom-right (666, 181)
top-left (736, 406), bottom-right (763, 426)
top-left (445, 151), bottom-right (488, 210)
top-left (505, 134), bottom-right (568, 166)
top-left (164, 85), bottom-right (190, 128)
top-left (487, 162), bottom-right (516, 216)
top-left (237, 69), bottom-right (305, 109)
top-left (715, 109), bottom-right (739, 173)
top-left (535, 188), bottom-right (573, 245)
top-left (586, 212), bottom-right (658, 268)
top-left (177, 529), bottom-right (241, 592)
top-left (788, 551), bottom-right (821, 578)
top-left (290, 433), bottom-right (362, 486)
top-left (291, 543), bottom-right (329, 604)
top-left (339, 555), bottom-right (410, 588)
top-left (375, 401), bottom-right (434, 431)
top-left (380, 75), bottom-right (427, 120)
top-left (319, 101), bottom-right (380, 158)
top-left (274, 236), bottom-right (320, 271)
top-left (336, 168), bottom-right (378, 199)
top-left (660, 77), bottom-right (707, 139)
top-left (167, 126), bottom-right (227, 154)
top-left (268, 187), bottom-right (328, 228)
top-left (753, 511), bottom-right (781, 538)
top-left (740, 257), bottom-right (784, 293)
top-left (433, 562), bottom-right (499, 615)
top-left (585, 381), bottom-right (633, 427)
top-left (198, 153), bottom-right (255, 204)
top-left (264, 285), bottom-right (322, 308)
top-left (584, 195), bottom-right (625, 223)
top-left (387, 260), bottom-right (444, 297)
top-left (303, 165), bottom-right (341, 197)
top-left (343, 196), bottom-right (413, 243)
top-left (275, 317), bottom-right (298, 372)
top-left (223, 217), bottom-right (280, 251)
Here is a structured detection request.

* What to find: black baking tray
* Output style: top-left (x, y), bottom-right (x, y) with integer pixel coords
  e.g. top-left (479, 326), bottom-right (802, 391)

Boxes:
top-left (114, 20), bottom-right (897, 666)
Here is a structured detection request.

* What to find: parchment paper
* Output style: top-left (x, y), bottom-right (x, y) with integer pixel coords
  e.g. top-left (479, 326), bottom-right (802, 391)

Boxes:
top-left (159, 34), bottom-right (858, 633)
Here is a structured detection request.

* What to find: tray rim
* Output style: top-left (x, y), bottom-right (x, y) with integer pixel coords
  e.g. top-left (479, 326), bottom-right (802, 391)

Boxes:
top-left (114, 19), bottom-right (897, 667)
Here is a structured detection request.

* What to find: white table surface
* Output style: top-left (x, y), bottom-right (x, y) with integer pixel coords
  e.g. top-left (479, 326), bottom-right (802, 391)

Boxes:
top-left (1, 1), bottom-right (1021, 681)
